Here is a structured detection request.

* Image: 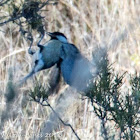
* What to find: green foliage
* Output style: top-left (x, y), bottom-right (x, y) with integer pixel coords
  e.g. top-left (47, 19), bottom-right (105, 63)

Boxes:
top-left (29, 81), bottom-right (49, 102)
top-left (85, 57), bottom-right (140, 140)
top-left (0, 0), bottom-right (58, 42)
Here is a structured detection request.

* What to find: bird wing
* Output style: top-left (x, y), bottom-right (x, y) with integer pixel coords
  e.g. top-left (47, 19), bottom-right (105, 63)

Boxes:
top-left (60, 43), bottom-right (92, 91)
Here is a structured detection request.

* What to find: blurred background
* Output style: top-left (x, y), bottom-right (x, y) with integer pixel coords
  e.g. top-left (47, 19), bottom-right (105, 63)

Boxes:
top-left (0, 0), bottom-right (139, 139)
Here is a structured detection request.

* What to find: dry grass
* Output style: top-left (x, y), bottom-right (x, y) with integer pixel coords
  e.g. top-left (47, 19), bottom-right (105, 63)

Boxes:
top-left (0, 0), bottom-right (140, 140)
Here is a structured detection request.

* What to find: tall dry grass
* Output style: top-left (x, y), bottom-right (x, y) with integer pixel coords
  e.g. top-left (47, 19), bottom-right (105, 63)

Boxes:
top-left (0, 0), bottom-right (139, 140)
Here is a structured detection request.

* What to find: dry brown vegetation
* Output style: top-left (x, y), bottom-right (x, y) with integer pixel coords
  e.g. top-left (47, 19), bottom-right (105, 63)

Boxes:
top-left (0, 0), bottom-right (140, 140)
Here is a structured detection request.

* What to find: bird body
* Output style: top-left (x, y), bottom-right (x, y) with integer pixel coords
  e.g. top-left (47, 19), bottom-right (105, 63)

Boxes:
top-left (21, 31), bottom-right (93, 91)
top-left (40, 40), bottom-right (62, 69)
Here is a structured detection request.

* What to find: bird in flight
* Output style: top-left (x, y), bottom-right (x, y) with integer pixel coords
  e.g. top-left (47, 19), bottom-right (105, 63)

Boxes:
top-left (20, 32), bottom-right (93, 91)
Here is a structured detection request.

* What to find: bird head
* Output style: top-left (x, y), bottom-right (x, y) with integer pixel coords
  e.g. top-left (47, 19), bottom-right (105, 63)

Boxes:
top-left (46, 32), bottom-right (68, 43)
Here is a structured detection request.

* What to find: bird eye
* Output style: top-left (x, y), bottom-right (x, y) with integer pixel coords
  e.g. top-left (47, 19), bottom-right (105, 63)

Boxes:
top-left (35, 60), bottom-right (38, 64)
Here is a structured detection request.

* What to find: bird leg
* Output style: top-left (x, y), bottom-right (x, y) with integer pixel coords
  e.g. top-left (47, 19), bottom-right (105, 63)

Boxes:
top-left (18, 70), bottom-right (35, 86)
top-left (28, 40), bottom-right (35, 55)
top-left (37, 34), bottom-right (45, 49)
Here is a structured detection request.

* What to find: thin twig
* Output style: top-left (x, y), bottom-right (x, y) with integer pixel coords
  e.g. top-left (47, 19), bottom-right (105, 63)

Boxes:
top-left (35, 99), bottom-right (81, 140)
top-left (0, 0), bottom-right (10, 6)
top-left (39, 0), bottom-right (57, 10)
top-left (0, 15), bottom-right (21, 26)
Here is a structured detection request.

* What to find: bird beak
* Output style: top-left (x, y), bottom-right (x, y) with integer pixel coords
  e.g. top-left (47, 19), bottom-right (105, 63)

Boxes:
top-left (46, 32), bottom-right (54, 37)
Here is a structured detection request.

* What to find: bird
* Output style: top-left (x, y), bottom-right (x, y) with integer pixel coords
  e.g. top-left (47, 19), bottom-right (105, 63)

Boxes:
top-left (21, 32), bottom-right (92, 91)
